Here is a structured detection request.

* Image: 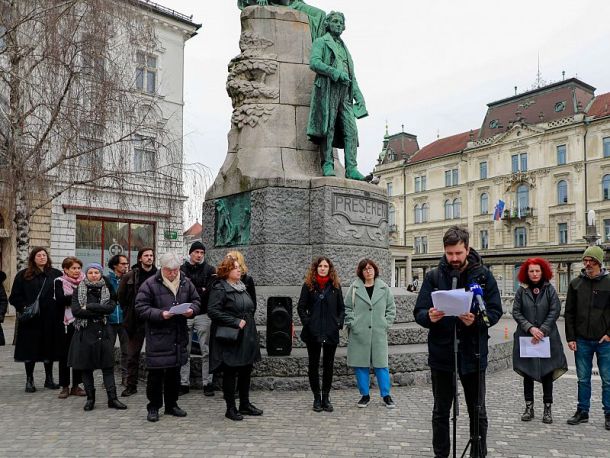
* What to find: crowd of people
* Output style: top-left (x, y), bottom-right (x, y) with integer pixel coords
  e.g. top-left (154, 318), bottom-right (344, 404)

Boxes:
top-left (0, 226), bottom-right (609, 457)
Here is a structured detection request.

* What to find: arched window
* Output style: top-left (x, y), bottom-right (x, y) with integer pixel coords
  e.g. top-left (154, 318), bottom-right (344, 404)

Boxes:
top-left (557, 180), bottom-right (568, 204)
top-left (453, 198), bottom-right (461, 219)
top-left (603, 175), bottom-right (610, 200)
top-left (422, 203), bottom-right (429, 222)
top-left (517, 184), bottom-right (529, 210)
top-left (414, 204), bottom-right (422, 224)
top-left (389, 204), bottom-right (396, 226)
top-left (480, 193), bottom-right (489, 214)
top-left (444, 199), bottom-right (453, 220)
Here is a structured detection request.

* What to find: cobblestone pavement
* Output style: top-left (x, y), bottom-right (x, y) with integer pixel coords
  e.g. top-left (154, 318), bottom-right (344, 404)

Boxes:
top-left (1, 318), bottom-right (609, 457)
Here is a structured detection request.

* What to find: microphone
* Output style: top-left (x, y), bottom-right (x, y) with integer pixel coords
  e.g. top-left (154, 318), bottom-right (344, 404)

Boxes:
top-left (450, 270), bottom-right (460, 290)
top-left (469, 283), bottom-right (490, 327)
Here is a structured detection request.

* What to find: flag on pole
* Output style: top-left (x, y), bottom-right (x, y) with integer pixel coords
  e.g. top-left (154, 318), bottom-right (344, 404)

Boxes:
top-left (493, 199), bottom-right (505, 221)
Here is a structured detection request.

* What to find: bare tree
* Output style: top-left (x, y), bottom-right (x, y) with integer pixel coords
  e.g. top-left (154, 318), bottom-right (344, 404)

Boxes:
top-left (0, 0), bottom-right (198, 270)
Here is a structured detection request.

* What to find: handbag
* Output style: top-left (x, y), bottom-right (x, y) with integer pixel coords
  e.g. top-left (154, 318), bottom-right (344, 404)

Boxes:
top-left (216, 325), bottom-right (240, 343)
top-left (18, 278), bottom-right (46, 323)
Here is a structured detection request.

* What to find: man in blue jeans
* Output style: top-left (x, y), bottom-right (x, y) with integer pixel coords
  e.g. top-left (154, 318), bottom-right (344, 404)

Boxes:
top-left (565, 245), bottom-right (610, 430)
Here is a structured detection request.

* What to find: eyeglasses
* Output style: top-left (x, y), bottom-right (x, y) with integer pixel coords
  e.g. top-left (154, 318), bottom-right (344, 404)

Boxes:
top-left (363, 266), bottom-right (375, 272)
top-left (583, 258), bottom-right (598, 265)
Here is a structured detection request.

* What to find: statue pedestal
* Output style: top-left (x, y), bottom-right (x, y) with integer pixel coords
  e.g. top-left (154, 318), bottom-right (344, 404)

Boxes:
top-left (202, 177), bottom-right (391, 287)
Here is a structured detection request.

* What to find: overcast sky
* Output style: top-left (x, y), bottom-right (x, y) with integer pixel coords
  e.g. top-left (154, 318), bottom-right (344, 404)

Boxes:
top-left (158, 0), bottom-right (610, 226)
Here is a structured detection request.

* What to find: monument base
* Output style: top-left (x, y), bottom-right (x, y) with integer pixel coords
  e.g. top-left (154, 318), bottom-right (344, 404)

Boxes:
top-left (202, 177), bottom-right (391, 288)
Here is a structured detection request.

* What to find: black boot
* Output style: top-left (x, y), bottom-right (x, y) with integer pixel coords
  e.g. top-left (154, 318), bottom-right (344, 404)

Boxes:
top-left (44, 374), bottom-right (60, 390)
top-left (25, 376), bottom-right (36, 393)
top-left (521, 401), bottom-right (534, 421)
top-left (107, 389), bottom-right (127, 410)
top-left (542, 403), bottom-right (552, 424)
top-left (312, 393), bottom-right (323, 412)
top-left (321, 392), bottom-right (333, 412)
top-left (84, 388), bottom-right (96, 411)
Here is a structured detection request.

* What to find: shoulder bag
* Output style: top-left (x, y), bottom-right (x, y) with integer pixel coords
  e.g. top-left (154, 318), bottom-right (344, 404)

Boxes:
top-left (215, 325), bottom-right (240, 343)
top-left (19, 278), bottom-right (46, 323)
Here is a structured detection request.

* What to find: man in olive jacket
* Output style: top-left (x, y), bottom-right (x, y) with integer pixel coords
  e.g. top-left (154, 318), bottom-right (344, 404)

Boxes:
top-left (414, 226), bottom-right (502, 458)
top-left (565, 245), bottom-right (610, 430)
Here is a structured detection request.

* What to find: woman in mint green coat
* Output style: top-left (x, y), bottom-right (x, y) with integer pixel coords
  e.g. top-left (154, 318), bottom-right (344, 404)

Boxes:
top-left (345, 258), bottom-right (396, 409)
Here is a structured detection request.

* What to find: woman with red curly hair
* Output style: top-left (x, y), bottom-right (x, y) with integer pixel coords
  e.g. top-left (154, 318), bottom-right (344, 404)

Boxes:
top-left (297, 256), bottom-right (345, 412)
top-left (512, 257), bottom-right (567, 424)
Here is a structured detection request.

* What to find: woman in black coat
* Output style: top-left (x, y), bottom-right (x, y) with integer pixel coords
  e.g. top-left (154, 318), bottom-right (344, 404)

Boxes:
top-left (0, 270), bottom-right (8, 346)
top-left (68, 263), bottom-right (126, 412)
top-left (208, 255), bottom-right (262, 421)
top-left (297, 256), bottom-right (345, 412)
top-left (9, 247), bottom-right (62, 392)
top-left (512, 257), bottom-right (567, 424)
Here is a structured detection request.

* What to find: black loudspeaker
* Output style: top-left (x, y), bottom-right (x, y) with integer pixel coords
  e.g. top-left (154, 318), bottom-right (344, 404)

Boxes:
top-left (266, 296), bottom-right (293, 356)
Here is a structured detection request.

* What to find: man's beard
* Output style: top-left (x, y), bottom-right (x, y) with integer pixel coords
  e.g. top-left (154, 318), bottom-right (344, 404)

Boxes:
top-left (450, 259), bottom-right (467, 270)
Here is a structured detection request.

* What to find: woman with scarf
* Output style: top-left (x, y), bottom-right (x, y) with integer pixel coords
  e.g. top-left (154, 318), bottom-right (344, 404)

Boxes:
top-left (54, 256), bottom-right (86, 399)
top-left (512, 257), bottom-right (567, 424)
top-left (208, 255), bottom-right (262, 421)
top-left (297, 256), bottom-right (345, 412)
top-left (68, 263), bottom-right (127, 412)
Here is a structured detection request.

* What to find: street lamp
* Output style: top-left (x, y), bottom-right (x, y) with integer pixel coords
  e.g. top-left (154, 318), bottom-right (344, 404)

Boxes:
top-left (584, 210), bottom-right (601, 246)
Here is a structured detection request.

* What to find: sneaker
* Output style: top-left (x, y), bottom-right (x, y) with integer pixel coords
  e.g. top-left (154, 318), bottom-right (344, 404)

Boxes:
top-left (383, 395), bottom-right (396, 409)
top-left (165, 406), bottom-right (187, 417)
top-left (203, 384), bottom-right (215, 397)
top-left (70, 386), bottom-right (86, 397)
top-left (58, 387), bottom-right (70, 399)
top-left (147, 409), bottom-right (159, 422)
top-left (567, 409), bottom-right (589, 425)
top-left (357, 395), bottom-right (370, 408)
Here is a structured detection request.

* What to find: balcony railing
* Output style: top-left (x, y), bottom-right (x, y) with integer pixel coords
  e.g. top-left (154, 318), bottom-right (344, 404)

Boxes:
top-left (503, 206), bottom-right (533, 221)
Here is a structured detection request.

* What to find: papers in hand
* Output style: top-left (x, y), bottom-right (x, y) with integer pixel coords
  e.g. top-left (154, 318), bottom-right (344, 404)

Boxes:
top-left (431, 289), bottom-right (473, 316)
top-left (168, 303), bottom-right (192, 315)
top-left (519, 337), bottom-right (551, 358)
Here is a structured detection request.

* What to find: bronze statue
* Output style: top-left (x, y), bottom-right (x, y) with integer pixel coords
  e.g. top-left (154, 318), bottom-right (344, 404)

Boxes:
top-left (306, 11), bottom-right (368, 180)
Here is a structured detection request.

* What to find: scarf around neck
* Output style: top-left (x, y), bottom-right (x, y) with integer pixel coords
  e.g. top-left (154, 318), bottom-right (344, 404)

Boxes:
top-left (162, 272), bottom-right (181, 296)
top-left (59, 272), bottom-right (85, 296)
top-left (77, 277), bottom-right (110, 310)
top-left (228, 279), bottom-right (247, 292)
top-left (315, 273), bottom-right (330, 290)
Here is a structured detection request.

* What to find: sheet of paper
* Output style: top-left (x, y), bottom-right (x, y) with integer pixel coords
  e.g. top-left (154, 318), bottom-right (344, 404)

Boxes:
top-left (519, 337), bottom-right (551, 358)
top-left (169, 303), bottom-right (192, 315)
top-left (431, 289), bottom-right (473, 316)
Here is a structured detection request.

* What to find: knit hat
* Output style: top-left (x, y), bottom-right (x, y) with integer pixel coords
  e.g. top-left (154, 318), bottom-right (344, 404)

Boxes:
top-left (189, 241), bottom-right (205, 254)
top-left (85, 263), bottom-right (104, 274)
top-left (582, 245), bottom-right (605, 266)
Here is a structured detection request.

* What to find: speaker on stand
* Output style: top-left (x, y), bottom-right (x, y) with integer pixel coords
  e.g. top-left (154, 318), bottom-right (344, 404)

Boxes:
top-left (266, 296), bottom-right (293, 356)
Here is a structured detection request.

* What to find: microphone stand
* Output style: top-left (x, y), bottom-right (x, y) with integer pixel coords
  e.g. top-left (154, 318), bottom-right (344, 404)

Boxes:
top-left (460, 311), bottom-right (483, 458)
top-left (450, 272), bottom-right (459, 458)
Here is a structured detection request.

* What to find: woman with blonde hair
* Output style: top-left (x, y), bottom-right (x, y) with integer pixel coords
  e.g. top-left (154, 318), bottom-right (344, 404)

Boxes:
top-left (297, 256), bottom-right (344, 412)
top-left (226, 251), bottom-right (256, 306)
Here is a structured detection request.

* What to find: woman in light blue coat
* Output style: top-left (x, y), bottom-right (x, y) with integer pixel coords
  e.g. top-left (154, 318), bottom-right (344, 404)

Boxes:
top-left (345, 258), bottom-right (396, 408)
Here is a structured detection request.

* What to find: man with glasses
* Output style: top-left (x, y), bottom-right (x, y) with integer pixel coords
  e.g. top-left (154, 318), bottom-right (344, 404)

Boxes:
top-left (106, 255), bottom-right (130, 386)
top-left (565, 245), bottom-right (610, 430)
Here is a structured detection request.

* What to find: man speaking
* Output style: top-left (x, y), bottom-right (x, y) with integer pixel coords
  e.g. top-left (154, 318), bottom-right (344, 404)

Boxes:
top-left (414, 226), bottom-right (502, 457)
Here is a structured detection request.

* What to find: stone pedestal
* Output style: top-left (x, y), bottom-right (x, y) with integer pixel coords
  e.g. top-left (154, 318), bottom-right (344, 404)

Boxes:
top-left (203, 177), bottom-right (391, 287)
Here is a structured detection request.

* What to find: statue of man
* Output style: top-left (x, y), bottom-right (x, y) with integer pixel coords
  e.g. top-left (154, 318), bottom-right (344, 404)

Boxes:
top-left (306, 11), bottom-right (368, 180)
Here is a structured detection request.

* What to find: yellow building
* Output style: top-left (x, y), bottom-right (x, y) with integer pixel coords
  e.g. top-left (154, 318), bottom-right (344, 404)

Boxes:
top-left (375, 78), bottom-right (610, 294)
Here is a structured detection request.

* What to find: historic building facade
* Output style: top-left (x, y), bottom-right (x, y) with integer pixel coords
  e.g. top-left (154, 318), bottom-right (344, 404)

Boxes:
top-left (375, 78), bottom-right (610, 293)
top-left (0, 1), bottom-right (199, 286)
